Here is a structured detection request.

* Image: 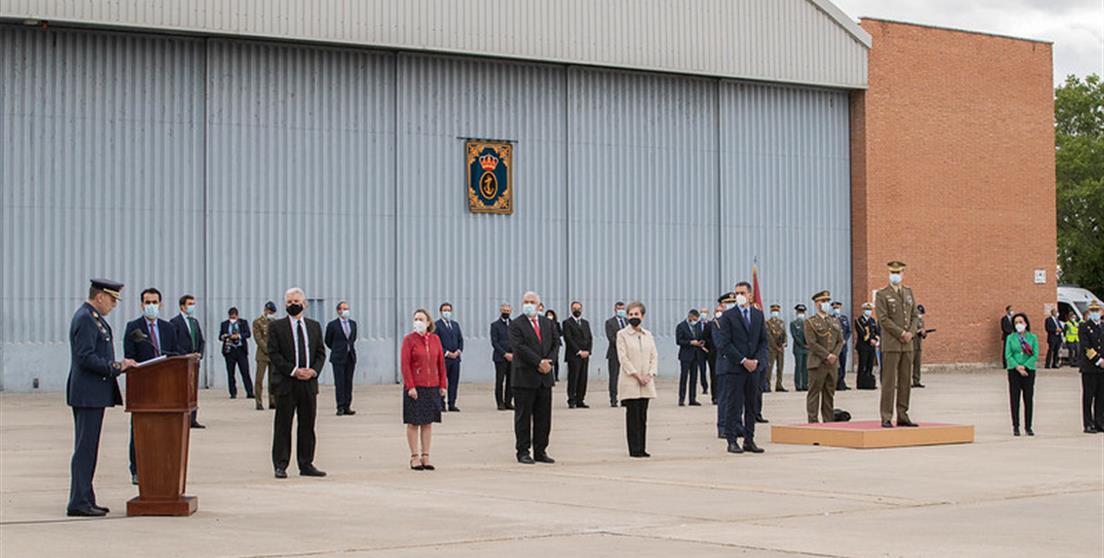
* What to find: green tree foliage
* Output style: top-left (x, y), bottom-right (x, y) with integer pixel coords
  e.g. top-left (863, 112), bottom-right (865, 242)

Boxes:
top-left (1054, 74), bottom-right (1103, 296)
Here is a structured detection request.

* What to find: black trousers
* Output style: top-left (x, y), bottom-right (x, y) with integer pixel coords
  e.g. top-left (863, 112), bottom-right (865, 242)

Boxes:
top-left (513, 386), bottom-right (552, 457)
top-left (1045, 339), bottom-right (1061, 368)
top-left (607, 356), bottom-right (620, 405)
top-left (856, 345), bottom-right (876, 389)
top-left (624, 398), bottom-right (649, 455)
top-left (272, 381), bottom-right (318, 470)
top-left (837, 346), bottom-right (850, 389)
top-left (566, 356), bottom-right (590, 405)
top-left (678, 357), bottom-right (700, 404)
top-left (1007, 369), bottom-right (1036, 428)
top-left (224, 348), bottom-right (253, 398)
top-left (68, 407), bottom-right (104, 511)
top-left (1082, 373), bottom-right (1104, 429)
top-left (191, 364), bottom-right (202, 424)
top-left (332, 360), bottom-right (355, 411)
top-left (700, 358), bottom-right (710, 393)
top-left (720, 370), bottom-right (760, 443)
top-left (445, 358), bottom-right (461, 407)
top-left (1066, 342), bottom-right (1079, 367)
top-left (707, 355), bottom-right (718, 402)
top-left (494, 360), bottom-right (513, 406)
top-left (1001, 335), bottom-right (1009, 368)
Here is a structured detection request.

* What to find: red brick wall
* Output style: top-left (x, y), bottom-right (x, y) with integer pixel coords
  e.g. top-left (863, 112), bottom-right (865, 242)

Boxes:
top-left (851, 19), bottom-right (1056, 365)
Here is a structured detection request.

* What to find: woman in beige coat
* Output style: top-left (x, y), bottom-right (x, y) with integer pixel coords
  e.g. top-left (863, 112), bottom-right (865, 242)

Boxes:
top-left (617, 301), bottom-right (658, 458)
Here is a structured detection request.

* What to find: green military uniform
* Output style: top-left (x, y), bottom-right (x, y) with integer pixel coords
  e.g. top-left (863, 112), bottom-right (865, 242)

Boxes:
top-left (766, 304), bottom-right (788, 392)
top-left (912, 312), bottom-right (925, 386)
top-left (252, 303), bottom-right (276, 410)
top-left (875, 261), bottom-right (920, 426)
top-left (805, 291), bottom-right (843, 423)
top-left (791, 305), bottom-right (809, 390)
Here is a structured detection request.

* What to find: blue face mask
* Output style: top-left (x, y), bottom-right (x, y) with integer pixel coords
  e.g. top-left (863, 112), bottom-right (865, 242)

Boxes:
top-left (832, 308), bottom-right (841, 316)
top-left (143, 304), bottom-right (159, 319)
top-left (616, 309), bottom-right (627, 318)
top-left (889, 273), bottom-right (903, 285)
top-left (340, 310), bottom-right (351, 319)
top-left (771, 311), bottom-right (780, 318)
top-left (725, 303), bottom-right (736, 311)
top-left (184, 304), bottom-right (196, 316)
top-left (523, 304), bottom-right (538, 317)
top-left (864, 310), bottom-right (873, 318)
top-left (1091, 312), bottom-right (1101, 323)
top-left (441, 310), bottom-right (452, 320)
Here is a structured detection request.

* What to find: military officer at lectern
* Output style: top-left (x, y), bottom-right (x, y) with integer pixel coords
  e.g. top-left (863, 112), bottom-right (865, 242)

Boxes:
top-left (66, 279), bottom-right (138, 517)
top-left (875, 261), bottom-right (921, 428)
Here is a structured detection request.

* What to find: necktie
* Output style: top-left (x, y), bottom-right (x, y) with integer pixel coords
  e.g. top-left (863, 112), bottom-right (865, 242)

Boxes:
top-left (188, 318), bottom-right (198, 350)
top-left (342, 320), bottom-right (350, 339)
top-left (150, 322), bottom-right (160, 356)
top-left (743, 308), bottom-right (750, 325)
top-left (296, 320), bottom-right (307, 369)
top-left (618, 318), bottom-right (625, 329)
top-left (531, 318), bottom-right (542, 342)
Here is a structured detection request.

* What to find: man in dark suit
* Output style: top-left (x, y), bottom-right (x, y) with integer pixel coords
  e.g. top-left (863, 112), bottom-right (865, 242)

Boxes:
top-left (1000, 306), bottom-right (1015, 368)
top-left (713, 281), bottom-right (769, 454)
top-left (490, 303), bottom-right (514, 411)
top-left (509, 291), bottom-right (560, 464)
top-left (703, 304), bottom-right (723, 405)
top-left (268, 288), bottom-right (327, 479)
top-left (1044, 307), bottom-right (1064, 369)
top-left (123, 287), bottom-right (179, 485)
top-left (324, 300), bottom-right (358, 416)
top-left (219, 307), bottom-right (253, 399)
top-left (562, 301), bottom-right (594, 409)
top-left (435, 302), bottom-right (464, 412)
top-left (604, 302), bottom-right (628, 407)
top-left (676, 309), bottom-right (706, 406)
top-left (67, 279), bottom-right (136, 517)
top-left (171, 294), bottom-right (206, 428)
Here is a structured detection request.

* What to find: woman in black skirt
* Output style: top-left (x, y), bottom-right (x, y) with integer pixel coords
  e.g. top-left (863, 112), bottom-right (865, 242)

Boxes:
top-left (401, 309), bottom-right (448, 470)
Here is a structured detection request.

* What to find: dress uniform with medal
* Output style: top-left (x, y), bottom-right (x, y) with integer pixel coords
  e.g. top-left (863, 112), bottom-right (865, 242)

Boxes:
top-left (66, 279), bottom-right (138, 517)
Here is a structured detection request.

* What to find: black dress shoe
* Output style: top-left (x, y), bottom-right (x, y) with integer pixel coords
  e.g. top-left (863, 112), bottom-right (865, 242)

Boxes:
top-left (344, 409), bottom-right (356, 416)
top-left (448, 406), bottom-right (460, 412)
top-left (230, 394), bottom-right (237, 399)
top-left (274, 468), bottom-right (288, 479)
top-left (67, 507), bottom-right (107, 517)
top-left (300, 466), bottom-right (327, 477)
top-left (678, 402), bottom-right (685, 407)
top-left (727, 441), bottom-right (744, 454)
top-left (255, 404), bottom-right (265, 411)
top-left (755, 416), bottom-right (769, 423)
top-left (629, 452), bottom-right (647, 458)
top-left (913, 383), bottom-right (926, 388)
top-left (897, 420), bottom-right (919, 427)
top-left (577, 402), bottom-right (590, 409)
top-left (246, 394), bottom-right (255, 399)
top-left (743, 441), bottom-right (765, 454)
top-left (567, 402), bottom-right (577, 409)
top-left (796, 388), bottom-right (807, 392)
top-left (610, 402), bottom-right (618, 408)
top-left (92, 504), bottom-right (110, 514)
top-left (838, 385), bottom-right (850, 391)
top-left (497, 404), bottom-right (508, 411)
top-left (336, 408), bottom-right (346, 416)
top-left (534, 454), bottom-right (556, 464)
top-left (1025, 428), bottom-right (1034, 436)
top-left (689, 401), bottom-right (702, 407)
top-left (1084, 426), bottom-right (1098, 434)
top-left (505, 404), bottom-right (515, 410)
top-left (775, 387), bottom-right (788, 392)
top-left (763, 387), bottom-right (771, 393)
top-left (881, 421), bottom-right (893, 428)
top-left (191, 422), bottom-right (206, 429)
top-left (717, 432), bottom-right (726, 439)
top-left (517, 454), bottom-right (535, 464)
top-left (1013, 427), bottom-right (1021, 437)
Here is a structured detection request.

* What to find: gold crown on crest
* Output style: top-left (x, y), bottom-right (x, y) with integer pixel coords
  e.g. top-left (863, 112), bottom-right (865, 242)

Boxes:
top-left (479, 153), bottom-right (499, 171)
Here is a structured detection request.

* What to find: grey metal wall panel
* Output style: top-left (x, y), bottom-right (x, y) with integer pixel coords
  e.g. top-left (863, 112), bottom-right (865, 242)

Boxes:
top-left (567, 67), bottom-right (721, 378)
top-left (205, 39), bottom-right (397, 386)
top-left (0, 26), bottom-right (205, 391)
top-left (395, 54), bottom-right (567, 382)
top-left (718, 81), bottom-right (852, 378)
top-left (0, 0), bottom-right (870, 89)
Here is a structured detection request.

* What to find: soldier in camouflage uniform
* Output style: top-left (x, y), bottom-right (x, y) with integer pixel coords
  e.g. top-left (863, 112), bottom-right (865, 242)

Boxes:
top-left (252, 301), bottom-right (277, 410)
top-left (765, 304), bottom-right (788, 392)
top-left (804, 290), bottom-right (843, 423)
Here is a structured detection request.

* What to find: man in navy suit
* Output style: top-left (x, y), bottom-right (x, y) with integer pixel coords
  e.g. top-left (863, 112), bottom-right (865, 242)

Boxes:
top-left (713, 281), bottom-right (769, 454)
top-left (324, 300), bottom-right (358, 416)
top-left (170, 294), bottom-right (206, 428)
top-left (123, 287), bottom-right (179, 485)
top-left (675, 309), bottom-right (706, 406)
top-left (490, 303), bottom-right (514, 411)
top-left (66, 278), bottom-right (136, 517)
top-left (435, 302), bottom-right (464, 412)
top-left (219, 307), bottom-right (253, 399)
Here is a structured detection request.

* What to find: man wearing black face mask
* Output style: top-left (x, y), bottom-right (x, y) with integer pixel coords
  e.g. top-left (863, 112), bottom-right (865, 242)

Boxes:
top-left (490, 303), bottom-right (514, 410)
top-left (562, 301), bottom-right (594, 409)
top-left (268, 287), bottom-right (327, 479)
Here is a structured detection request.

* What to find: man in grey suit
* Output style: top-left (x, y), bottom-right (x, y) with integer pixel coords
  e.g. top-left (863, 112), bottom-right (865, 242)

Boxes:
top-left (604, 301), bottom-right (628, 407)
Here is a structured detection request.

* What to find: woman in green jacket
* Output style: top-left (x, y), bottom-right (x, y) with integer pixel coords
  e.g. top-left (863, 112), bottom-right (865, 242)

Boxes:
top-left (1004, 312), bottom-right (1039, 436)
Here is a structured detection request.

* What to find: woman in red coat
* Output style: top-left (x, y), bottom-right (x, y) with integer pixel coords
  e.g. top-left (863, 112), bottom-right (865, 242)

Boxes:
top-left (401, 309), bottom-right (448, 470)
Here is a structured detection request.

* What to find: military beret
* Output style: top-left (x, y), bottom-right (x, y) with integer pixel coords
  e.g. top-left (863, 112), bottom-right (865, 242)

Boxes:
top-left (264, 301), bottom-right (277, 312)
top-left (90, 278), bottom-right (124, 300)
top-left (812, 290), bottom-right (831, 302)
top-left (794, 304), bottom-right (807, 312)
top-left (887, 260), bottom-right (907, 272)
top-left (831, 301), bottom-right (843, 307)
top-left (718, 292), bottom-right (737, 304)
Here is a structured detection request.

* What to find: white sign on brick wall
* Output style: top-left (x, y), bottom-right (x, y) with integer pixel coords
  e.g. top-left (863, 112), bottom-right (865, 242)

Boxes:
top-left (1034, 269), bottom-right (1046, 284)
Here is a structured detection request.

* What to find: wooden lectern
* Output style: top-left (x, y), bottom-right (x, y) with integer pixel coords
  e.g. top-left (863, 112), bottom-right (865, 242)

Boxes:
top-left (125, 353), bottom-right (200, 516)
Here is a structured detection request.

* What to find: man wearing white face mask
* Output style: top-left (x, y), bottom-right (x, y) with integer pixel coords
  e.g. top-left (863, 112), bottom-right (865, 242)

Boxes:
top-left (324, 301), bottom-right (358, 416)
top-left (875, 261), bottom-right (921, 428)
top-left (765, 304), bottom-right (788, 393)
top-left (805, 291), bottom-right (843, 423)
top-left (714, 282), bottom-right (769, 454)
top-left (1078, 301), bottom-right (1104, 433)
top-left (508, 291), bottom-right (560, 464)
top-left (790, 305), bottom-right (809, 391)
top-left (854, 302), bottom-right (880, 390)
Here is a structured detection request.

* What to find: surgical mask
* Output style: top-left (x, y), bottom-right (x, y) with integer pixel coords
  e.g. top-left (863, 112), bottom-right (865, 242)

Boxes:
top-left (628, 317), bottom-right (642, 327)
top-left (286, 303), bottom-right (304, 316)
top-left (735, 294), bottom-right (748, 307)
top-left (819, 302), bottom-right (832, 314)
top-left (523, 304), bottom-right (538, 317)
top-left (689, 318), bottom-right (698, 325)
top-left (572, 310), bottom-right (582, 318)
top-left (501, 312), bottom-right (511, 320)
top-left (1090, 312), bottom-right (1101, 322)
top-left (413, 320), bottom-right (427, 333)
top-left (1015, 323), bottom-right (1026, 333)
top-left (616, 309), bottom-right (627, 318)
top-left (725, 303), bottom-right (736, 311)
top-left (797, 313), bottom-right (806, 319)
top-left (889, 273), bottom-right (902, 285)
top-left (832, 308), bottom-right (841, 316)
top-left (441, 310), bottom-right (452, 320)
top-left (143, 304), bottom-right (159, 319)
top-left (340, 310), bottom-right (351, 319)
top-left (267, 313), bottom-right (276, 320)
top-left (184, 304), bottom-right (196, 316)
top-left (771, 311), bottom-right (779, 318)
top-left (864, 310), bottom-right (873, 318)
top-left (714, 312), bottom-right (723, 319)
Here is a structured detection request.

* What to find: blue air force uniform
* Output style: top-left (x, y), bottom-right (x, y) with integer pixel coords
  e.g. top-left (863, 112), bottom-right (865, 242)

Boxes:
top-left (66, 279), bottom-right (125, 516)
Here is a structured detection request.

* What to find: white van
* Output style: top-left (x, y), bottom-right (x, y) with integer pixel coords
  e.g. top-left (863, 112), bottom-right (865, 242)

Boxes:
top-left (1058, 285), bottom-right (1102, 321)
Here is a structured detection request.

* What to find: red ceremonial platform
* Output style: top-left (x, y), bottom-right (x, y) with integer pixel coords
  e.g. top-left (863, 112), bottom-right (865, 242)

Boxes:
top-left (771, 420), bottom-right (974, 449)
